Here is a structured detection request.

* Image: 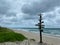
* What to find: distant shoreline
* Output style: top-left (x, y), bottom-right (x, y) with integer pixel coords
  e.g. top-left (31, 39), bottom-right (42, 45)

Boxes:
top-left (13, 29), bottom-right (60, 39)
top-left (16, 29), bottom-right (60, 39)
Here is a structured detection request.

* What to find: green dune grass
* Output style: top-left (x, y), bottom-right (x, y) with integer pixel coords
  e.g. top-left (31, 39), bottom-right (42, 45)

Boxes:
top-left (0, 27), bottom-right (27, 43)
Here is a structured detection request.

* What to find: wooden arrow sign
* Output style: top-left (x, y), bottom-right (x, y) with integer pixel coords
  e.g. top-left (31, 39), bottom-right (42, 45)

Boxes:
top-left (41, 21), bottom-right (44, 23)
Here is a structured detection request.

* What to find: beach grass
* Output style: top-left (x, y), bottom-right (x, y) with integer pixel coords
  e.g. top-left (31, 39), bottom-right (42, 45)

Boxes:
top-left (0, 27), bottom-right (27, 43)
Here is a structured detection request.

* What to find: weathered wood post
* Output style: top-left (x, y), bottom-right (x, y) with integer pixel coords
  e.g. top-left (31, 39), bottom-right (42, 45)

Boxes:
top-left (36, 13), bottom-right (44, 43)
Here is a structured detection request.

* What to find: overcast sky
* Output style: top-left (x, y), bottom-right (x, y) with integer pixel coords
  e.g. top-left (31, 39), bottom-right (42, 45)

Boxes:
top-left (0, 0), bottom-right (60, 28)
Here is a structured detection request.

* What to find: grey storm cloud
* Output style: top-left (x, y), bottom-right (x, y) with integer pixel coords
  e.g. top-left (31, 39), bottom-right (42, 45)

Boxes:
top-left (0, 0), bottom-right (10, 15)
top-left (23, 15), bottom-right (38, 20)
top-left (0, 0), bottom-right (60, 27)
top-left (22, 0), bottom-right (60, 15)
top-left (56, 19), bottom-right (60, 25)
top-left (44, 12), bottom-right (56, 20)
top-left (6, 12), bottom-right (16, 17)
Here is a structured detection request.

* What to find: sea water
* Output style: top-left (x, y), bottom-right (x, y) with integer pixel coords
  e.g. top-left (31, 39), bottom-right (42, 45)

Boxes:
top-left (13, 27), bottom-right (60, 37)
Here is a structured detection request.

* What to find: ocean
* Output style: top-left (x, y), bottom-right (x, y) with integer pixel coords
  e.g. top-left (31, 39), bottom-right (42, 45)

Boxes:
top-left (12, 27), bottom-right (60, 37)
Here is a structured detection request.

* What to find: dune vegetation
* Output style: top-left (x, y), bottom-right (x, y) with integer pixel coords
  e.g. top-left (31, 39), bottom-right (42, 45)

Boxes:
top-left (0, 27), bottom-right (27, 43)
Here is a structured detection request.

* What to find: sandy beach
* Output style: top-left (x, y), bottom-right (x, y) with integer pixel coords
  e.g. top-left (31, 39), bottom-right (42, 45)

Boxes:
top-left (13, 29), bottom-right (60, 45)
top-left (0, 29), bottom-right (60, 45)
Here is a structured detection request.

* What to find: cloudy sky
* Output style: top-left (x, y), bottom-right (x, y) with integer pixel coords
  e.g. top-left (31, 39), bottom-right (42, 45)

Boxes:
top-left (0, 0), bottom-right (60, 28)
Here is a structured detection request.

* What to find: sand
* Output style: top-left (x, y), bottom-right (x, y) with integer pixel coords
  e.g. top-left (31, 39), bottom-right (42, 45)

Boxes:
top-left (0, 29), bottom-right (60, 45)
top-left (13, 29), bottom-right (60, 45)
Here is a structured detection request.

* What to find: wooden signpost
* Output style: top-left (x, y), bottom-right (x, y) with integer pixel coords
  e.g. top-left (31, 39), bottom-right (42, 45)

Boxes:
top-left (36, 13), bottom-right (44, 43)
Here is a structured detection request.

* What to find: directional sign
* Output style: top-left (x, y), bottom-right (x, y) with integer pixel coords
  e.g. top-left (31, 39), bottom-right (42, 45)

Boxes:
top-left (35, 13), bottom-right (45, 43)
